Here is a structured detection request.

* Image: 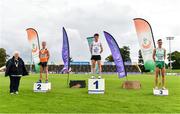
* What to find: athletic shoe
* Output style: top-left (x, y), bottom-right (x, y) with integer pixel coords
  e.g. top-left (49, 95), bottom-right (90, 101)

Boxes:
top-left (45, 80), bottom-right (49, 83)
top-left (154, 86), bottom-right (158, 90)
top-left (98, 76), bottom-right (102, 79)
top-left (15, 91), bottom-right (19, 94)
top-left (10, 92), bottom-right (14, 95)
top-left (91, 76), bottom-right (95, 79)
top-left (162, 87), bottom-right (166, 90)
top-left (37, 80), bottom-right (42, 83)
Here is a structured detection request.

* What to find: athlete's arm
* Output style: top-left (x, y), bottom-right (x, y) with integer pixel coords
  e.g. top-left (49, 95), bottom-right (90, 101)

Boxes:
top-left (39, 50), bottom-right (41, 59)
top-left (152, 48), bottom-right (156, 62)
top-left (90, 44), bottom-right (93, 54)
top-left (47, 50), bottom-right (50, 61)
top-left (100, 43), bottom-right (103, 53)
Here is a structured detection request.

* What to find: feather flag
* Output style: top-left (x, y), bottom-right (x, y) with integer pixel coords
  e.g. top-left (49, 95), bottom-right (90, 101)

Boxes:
top-left (26, 28), bottom-right (40, 72)
top-left (104, 31), bottom-right (127, 78)
top-left (133, 18), bottom-right (156, 72)
top-left (87, 37), bottom-right (94, 52)
top-left (61, 27), bottom-right (70, 73)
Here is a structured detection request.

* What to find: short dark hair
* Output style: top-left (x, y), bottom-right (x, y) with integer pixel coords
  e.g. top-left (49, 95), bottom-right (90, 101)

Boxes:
top-left (94, 33), bottom-right (99, 37)
top-left (158, 39), bottom-right (162, 42)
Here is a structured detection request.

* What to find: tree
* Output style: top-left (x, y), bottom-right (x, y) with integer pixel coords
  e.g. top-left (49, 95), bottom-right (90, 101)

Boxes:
top-left (0, 48), bottom-right (9, 67)
top-left (120, 46), bottom-right (131, 62)
top-left (167, 51), bottom-right (180, 69)
top-left (138, 49), bottom-right (144, 64)
top-left (105, 55), bottom-right (114, 62)
top-left (105, 46), bottom-right (131, 62)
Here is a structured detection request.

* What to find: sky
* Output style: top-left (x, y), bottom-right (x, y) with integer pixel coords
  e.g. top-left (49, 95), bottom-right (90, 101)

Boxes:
top-left (0, 0), bottom-right (180, 64)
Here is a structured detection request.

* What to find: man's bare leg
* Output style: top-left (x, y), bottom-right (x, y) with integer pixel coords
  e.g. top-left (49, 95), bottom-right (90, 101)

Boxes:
top-left (155, 67), bottom-right (159, 88)
top-left (45, 66), bottom-right (48, 82)
top-left (37, 66), bottom-right (43, 83)
top-left (97, 60), bottom-right (102, 75)
top-left (161, 67), bottom-right (166, 89)
top-left (91, 60), bottom-right (96, 78)
top-left (40, 66), bottom-right (43, 80)
top-left (91, 60), bottom-right (96, 74)
top-left (97, 60), bottom-right (102, 78)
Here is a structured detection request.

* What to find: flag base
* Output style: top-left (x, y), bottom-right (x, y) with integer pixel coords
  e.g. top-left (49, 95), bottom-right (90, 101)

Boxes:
top-left (122, 81), bottom-right (141, 89)
top-left (69, 80), bottom-right (86, 88)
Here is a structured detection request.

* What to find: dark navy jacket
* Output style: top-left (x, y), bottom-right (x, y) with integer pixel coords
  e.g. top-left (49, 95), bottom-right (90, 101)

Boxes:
top-left (5, 57), bottom-right (28, 77)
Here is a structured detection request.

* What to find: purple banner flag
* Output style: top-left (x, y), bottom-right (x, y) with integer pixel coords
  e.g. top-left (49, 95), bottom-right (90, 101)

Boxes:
top-left (104, 31), bottom-right (127, 78)
top-left (61, 27), bottom-right (70, 73)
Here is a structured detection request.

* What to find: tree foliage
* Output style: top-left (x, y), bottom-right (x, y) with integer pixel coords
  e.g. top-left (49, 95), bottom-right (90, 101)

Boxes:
top-left (0, 48), bottom-right (9, 67)
top-left (167, 51), bottom-right (180, 69)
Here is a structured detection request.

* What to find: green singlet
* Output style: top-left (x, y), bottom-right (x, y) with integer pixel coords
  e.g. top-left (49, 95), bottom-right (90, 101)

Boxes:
top-left (155, 48), bottom-right (165, 69)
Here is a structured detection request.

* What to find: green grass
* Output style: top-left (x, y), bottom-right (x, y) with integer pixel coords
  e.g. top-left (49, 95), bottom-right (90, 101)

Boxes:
top-left (166, 69), bottom-right (180, 73)
top-left (0, 74), bottom-right (180, 113)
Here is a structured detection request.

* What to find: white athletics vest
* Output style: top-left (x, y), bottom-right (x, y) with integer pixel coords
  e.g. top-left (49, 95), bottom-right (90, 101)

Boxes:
top-left (92, 41), bottom-right (101, 55)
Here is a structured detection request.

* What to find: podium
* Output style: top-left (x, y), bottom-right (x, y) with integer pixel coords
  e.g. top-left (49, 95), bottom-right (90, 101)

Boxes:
top-left (88, 78), bottom-right (105, 94)
top-left (33, 83), bottom-right (51, 92)
top-left (153, 88), bottom-right (169, 96)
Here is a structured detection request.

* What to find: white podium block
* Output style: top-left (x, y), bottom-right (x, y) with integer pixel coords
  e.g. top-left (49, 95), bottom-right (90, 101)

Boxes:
top-left (153, 88), bottom-right (169, 96)
top-left (33, 83), bottom-right (51, 92)
top-left (88, 79), bottom-right (105, 94)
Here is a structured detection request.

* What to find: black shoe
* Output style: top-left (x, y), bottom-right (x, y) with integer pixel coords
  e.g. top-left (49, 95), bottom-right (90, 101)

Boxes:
top-left (45, 80), bottom-right (49, 83)
top-left (37, 80), bottom-right (42, 83)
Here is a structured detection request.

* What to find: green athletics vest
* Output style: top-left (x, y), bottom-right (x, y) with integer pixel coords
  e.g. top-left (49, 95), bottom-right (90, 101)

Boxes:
top-left (155, 48), bottom-right (165, 69)
top-left (155, 48), bottom-right (165, 62)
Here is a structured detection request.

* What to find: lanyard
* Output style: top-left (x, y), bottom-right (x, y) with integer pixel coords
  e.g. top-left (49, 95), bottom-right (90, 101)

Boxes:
top-left (14, 60), bottom-right (19, 67)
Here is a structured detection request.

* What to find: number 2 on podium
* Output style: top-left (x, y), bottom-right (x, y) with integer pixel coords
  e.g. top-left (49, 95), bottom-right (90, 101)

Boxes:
top-left (37, 84), bottom-right (41, 90)
top-left (93, 81), bottom-right (99, 89)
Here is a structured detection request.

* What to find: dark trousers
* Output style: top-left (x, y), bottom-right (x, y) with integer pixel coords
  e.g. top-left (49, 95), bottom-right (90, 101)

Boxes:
top-left (9, 76), bottom-right (21, 93)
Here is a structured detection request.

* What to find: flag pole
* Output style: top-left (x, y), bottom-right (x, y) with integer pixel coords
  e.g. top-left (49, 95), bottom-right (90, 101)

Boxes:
top-left (125, 75), bottom-right (128, 81)
top-left (67, 72), bottom-right (70, 87)
top-left (30, 52), bottom-right (33, 73)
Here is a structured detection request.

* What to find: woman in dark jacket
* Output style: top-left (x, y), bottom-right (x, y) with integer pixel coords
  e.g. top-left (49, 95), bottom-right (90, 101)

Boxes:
top-left (5, 51), bottom-right (28, 94)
